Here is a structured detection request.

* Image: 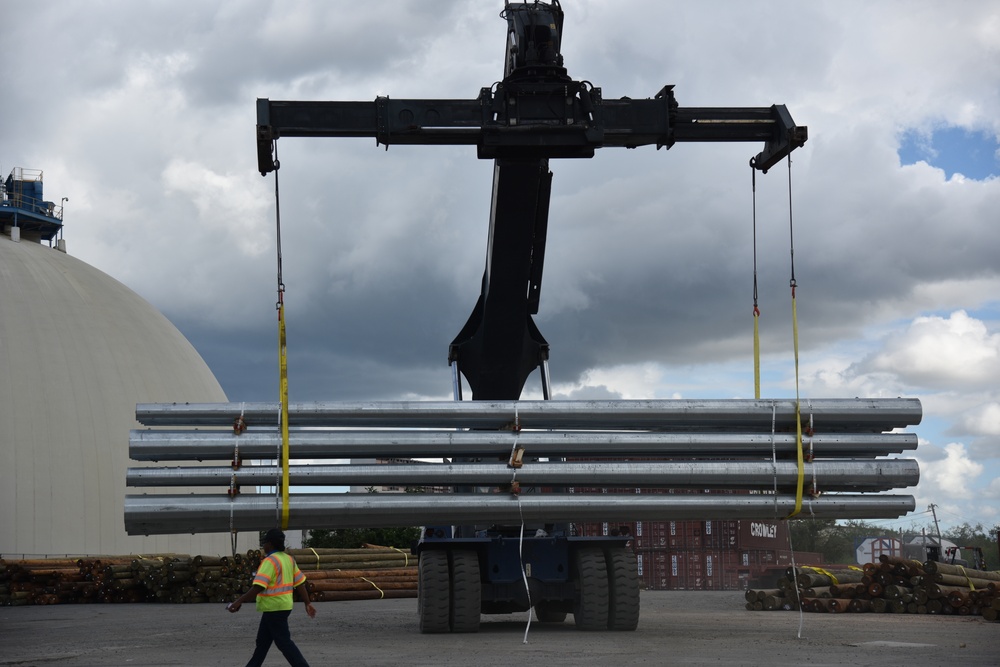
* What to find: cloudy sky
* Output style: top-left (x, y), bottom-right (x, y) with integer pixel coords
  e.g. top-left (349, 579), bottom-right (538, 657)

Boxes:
top-left (4, 1), bottom-right (999, 534)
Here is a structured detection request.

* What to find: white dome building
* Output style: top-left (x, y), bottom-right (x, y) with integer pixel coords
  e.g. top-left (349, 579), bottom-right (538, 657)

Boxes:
top-left (0, 229), bottom-right (256, 556)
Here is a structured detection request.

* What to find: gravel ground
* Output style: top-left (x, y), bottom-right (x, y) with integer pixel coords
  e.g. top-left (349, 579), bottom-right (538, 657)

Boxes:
top-left (1, 591), bottom-right (996, 666)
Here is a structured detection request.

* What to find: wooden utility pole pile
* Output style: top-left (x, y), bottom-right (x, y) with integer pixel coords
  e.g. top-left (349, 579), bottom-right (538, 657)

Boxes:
top-left (1, 546), bottom-right (417, 606)
top-left (0, 553), bottom-right (258, 605)
top-left (286, 546), bottom-right (417, 602)
top-left (745, 555), bottom-right (1000, 621)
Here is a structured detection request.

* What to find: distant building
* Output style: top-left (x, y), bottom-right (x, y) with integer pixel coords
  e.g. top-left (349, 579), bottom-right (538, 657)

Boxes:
top-left (1, 169), bottom-right (255, 557)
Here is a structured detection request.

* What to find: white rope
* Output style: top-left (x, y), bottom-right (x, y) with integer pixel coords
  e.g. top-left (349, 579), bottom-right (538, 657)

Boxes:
top-left (786, 524), bottom-right (805, 639)
top-left (517, 496), bottom-right (532, 644)
top-left (510, 405), bottom-right (532, 644)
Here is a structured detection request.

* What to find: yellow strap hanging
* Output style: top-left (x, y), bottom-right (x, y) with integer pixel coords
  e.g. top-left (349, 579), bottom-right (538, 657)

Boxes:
top-left (786, 289), bottom-right (804, 519)
top-left (360, 577), bottom-right (385, 599)
top-left (272, 140), bottom-right (291, 532)
top-left (784, 155), bottom-right (805, 519)
top-left (753, 307), bottom-right (761, 400)
top-left (389, 546), bottom-right (410, 567)
top-left (957, 566), bottom-right (975, 591)
top-left (278, 295), bottom-right (291, 529)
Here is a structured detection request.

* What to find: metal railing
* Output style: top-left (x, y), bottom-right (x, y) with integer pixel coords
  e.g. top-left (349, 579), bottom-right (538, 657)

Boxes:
top-left (2, 168), bottom-right (64, 221)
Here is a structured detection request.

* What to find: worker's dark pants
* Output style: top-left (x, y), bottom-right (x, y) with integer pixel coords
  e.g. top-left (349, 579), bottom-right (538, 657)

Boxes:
top-left (246, 610), bottom-right (309, 667)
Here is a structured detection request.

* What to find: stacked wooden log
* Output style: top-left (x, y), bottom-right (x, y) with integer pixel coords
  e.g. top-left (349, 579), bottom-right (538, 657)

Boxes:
top-left (0, 553), bottom-right (258, 605)
top-left (286, 546), bottom-right (417, 602)
top-left (128, 553), bottom-right (259, 603)
top-left (0, 557), bottom-right (96, 605)
top-left (1, 546), bottom-right (417, 606)
top-left (745, 555), bottom-right (1000, 621)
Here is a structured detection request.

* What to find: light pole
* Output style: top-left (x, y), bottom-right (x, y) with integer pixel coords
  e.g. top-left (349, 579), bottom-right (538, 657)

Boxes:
top-left (60, 197), bottom-right (68, 239)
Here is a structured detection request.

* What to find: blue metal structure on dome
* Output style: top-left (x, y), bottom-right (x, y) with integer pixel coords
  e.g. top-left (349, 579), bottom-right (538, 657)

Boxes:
top-left (0, 168), bottom-right (65, 244)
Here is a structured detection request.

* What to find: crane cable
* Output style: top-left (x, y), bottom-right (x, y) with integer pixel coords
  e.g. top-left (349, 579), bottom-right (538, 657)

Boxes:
top-left (753, 155), bottom-right (806, 520)
top-left (750, 161), bottom-right (761, 400)
top-left (272, 141), bottom-right (291, 531)
top-left (785, 154), bottom-right (805, 520)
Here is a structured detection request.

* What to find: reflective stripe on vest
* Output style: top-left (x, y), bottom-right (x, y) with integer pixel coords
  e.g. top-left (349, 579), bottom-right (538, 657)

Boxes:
top-left (254, 553), bottom-right (304, 599)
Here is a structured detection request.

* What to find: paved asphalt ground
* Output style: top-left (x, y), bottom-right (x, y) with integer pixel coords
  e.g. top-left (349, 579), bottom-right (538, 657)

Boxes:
top-left (1, 591), bottom-right (996, 666)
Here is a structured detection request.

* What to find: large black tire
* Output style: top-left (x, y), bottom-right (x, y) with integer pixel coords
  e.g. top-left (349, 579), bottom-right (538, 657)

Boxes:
top-left (606, 548), bottom-right (640, 631)
top-left (449, 549), bottom-right (481, 633)
top-left (418, 550), bottom-right (450, 633)
top-left (573, 547), bottom-right (609, 631)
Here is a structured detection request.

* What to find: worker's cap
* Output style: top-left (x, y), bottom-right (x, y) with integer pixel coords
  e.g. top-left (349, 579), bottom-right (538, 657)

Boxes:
top-left (261, 528), bottom-right (285, 546)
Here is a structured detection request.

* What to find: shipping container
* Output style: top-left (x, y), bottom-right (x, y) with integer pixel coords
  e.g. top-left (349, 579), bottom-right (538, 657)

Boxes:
top-left (576, 514), bottom-right (812, 591)
top-left (635, 545), bottom-right (822, 590)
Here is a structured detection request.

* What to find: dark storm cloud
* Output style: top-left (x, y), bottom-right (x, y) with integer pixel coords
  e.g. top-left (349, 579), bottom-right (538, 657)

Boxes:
top-left (4, 1), bottom-right (1000, 526)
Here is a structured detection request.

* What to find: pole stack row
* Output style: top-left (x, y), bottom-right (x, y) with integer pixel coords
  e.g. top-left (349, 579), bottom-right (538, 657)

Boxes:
top-left (0, 553), bottom-right (257, 605)
top-left (0, 546), bottom-right (417, 606)
top-left (124, 398), bottom-right (922, 535)
top-left (285, 547), bottom-right (417, 602)
top-left (744, 555), bottom-right (1000, 621)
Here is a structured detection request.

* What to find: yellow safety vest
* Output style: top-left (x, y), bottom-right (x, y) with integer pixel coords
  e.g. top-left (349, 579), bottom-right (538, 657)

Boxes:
top-left (253, 551), bottom-right (306, 612)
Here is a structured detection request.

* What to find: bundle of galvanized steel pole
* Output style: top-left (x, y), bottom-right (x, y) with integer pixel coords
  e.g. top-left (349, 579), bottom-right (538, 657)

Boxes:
top-left (745, 555), bottom-right (1000, 620)
top-left (124, 398), bottom-right (921, 535)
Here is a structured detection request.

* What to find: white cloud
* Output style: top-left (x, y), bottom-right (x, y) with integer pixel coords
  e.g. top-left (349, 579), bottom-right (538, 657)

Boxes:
top-left (857, 311), bottom-right (1000, 390)
top-left (554, 363), bottom-right (668, 400)
top-left (162, 159), bottom-right (272, 257)
top-left (918, 442), bottom-right (985, 500)
top-left (958, 402), bottom-right (1000, 436)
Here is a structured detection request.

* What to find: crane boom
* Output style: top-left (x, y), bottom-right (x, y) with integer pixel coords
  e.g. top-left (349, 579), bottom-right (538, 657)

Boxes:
top-left (257, 94), bottom-right (805, 172)
top-left (255, 3), bottom-right (805, 399)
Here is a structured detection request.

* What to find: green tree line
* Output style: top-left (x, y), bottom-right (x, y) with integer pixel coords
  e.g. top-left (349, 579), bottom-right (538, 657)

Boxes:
top-left (790, 519), bottom-right (1000, 569)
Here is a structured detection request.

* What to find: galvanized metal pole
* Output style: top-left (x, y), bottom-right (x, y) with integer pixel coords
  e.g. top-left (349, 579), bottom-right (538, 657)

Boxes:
top-left (124, 492), bottom-right (917, 535)
top-left (135, 398), bottom-right (922, 432)
top-left (129, 429), bottom-right (918, 461)
top-left (126, 459), bottom-right (919, 492)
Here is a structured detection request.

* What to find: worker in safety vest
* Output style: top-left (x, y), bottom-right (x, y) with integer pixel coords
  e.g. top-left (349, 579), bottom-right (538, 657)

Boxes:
top-left (228, 528), bottom-right (316, 667)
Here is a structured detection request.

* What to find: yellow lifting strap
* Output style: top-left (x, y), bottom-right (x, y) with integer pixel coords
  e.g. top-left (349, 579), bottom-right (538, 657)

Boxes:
top-left (278, 293), bottom-right (291, 530)
top-left (785, 153), bottom-right (805, 519)
top-left (753, 307), bottom-right (761, 400)
top-left (751, 156), bottom-right (804, 515)
top-left (787, 288), bottom-right (805, 519)
top-left (271, 139), bottom-right (291, 531)
top-left (802, 565), bottom-right (839, 585)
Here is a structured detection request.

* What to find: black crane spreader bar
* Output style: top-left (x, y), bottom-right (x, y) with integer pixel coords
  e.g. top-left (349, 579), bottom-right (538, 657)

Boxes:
top-left (257, 86), bottom-right (806, 174)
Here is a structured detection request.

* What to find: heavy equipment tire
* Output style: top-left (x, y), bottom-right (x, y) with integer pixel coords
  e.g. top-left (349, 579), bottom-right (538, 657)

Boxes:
top-left (606, 547), bottom-right (640, 631)
top-left (573, 547), bottom-right (609, 631)
top-left (534, 604), bottom-right (568, 623)
top-left (449, 549), bottom-right (481, 633)
top-left (418, 549), bottom-right (450, 633)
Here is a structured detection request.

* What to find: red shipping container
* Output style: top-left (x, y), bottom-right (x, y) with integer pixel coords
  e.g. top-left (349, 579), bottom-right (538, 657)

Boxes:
top-left (636, 551), bottom-right (669, 590)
